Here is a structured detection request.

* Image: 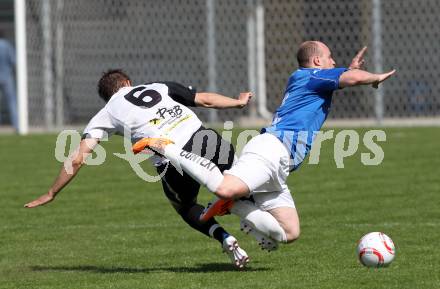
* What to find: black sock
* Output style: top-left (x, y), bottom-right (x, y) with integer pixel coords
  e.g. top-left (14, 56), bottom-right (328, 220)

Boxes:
top-left (179, 204), bottom-right (230, 244)
top-left (212, 226), bottom-right (230, 243)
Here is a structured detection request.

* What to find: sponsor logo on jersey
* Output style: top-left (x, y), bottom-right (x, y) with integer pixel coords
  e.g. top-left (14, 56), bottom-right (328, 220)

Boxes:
top-left (156, 105), bottom-right (183, 119)
top-left (179, 150), bottom-right (216, 171)
top-left (149, 118), bottom-right (162, 125)
top-left (165, 115), bottom-right (192, 133)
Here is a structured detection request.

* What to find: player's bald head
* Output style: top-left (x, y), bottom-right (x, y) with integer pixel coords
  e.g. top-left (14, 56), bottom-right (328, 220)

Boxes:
top-left (296, 41), bottom-right (325, 67)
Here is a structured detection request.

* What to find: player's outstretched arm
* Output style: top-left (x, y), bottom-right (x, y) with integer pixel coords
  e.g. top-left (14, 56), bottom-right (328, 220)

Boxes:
top-left (194, 92), bottom-right (252, 109)
top-left (339, 69), bottom-right (396, 89)
top-left (24, 138), bottom-right (99, 208)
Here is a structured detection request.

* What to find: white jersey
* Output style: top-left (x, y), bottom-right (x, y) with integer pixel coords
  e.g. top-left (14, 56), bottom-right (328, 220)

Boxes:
top-left (83, 82), bottom-right (202, 148)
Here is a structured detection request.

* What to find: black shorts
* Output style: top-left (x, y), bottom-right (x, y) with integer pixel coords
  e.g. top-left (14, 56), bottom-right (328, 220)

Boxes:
top-left (156, 126), bottom-right (235, 211)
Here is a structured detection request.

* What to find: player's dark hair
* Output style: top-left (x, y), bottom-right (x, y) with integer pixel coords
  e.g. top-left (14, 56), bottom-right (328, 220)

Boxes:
top-left (97, 69), bottom-right (131, 102)
top-left (296, 41), bottom-right (322, 67)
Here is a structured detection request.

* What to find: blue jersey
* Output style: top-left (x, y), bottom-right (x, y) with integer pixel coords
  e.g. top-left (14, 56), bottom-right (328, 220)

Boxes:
top-left (262, 67), bottom-right (347, 170)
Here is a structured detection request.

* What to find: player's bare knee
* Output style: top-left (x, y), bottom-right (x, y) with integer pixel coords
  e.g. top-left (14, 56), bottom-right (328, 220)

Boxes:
top-left (284, 227), bottom-right (300, 243)
top-left (215, 186), bottom-right (235, 199)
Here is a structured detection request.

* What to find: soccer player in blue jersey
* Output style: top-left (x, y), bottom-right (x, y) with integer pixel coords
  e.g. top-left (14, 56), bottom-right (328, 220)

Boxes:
top-left (133, 41), bottom-right (395, 248)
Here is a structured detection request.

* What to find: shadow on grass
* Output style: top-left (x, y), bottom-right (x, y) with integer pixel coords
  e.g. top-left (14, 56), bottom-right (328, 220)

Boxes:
top-left (31, 263), bottom-right (270, 274)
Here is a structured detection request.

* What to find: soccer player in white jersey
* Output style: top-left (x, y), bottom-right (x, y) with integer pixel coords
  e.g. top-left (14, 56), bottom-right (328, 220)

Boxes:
top-left (133, 41), bottom-right (396, 249)
top-left (24, 69), bottom-right (258, 268)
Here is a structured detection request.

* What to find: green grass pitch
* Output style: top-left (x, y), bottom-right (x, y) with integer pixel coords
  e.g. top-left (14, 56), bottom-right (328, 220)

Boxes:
top-left (1, 127), bottom-right (439, 289)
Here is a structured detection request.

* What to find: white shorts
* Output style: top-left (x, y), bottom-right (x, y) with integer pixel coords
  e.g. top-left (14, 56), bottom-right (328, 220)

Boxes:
top-left (224, 133), bottom-right (295, 211)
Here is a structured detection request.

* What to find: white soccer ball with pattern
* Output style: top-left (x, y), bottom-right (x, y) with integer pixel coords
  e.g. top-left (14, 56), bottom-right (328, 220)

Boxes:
top-left (356, 232), bottom-right (395, 267)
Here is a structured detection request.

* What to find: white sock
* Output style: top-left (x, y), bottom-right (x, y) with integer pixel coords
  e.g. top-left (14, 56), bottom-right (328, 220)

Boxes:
top-left (163, 144), bottom-right (224, 192)
top-left (208, 224), bottom-right (221, 238)
top-left (231, 200), bottom-right (287, 243)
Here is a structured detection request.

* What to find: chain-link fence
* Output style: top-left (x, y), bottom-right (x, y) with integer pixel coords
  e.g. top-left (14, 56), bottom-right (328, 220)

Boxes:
top-left (264, 0), bottom-right (440, 120)
top-left (22, 0), bottom-right (440, 131)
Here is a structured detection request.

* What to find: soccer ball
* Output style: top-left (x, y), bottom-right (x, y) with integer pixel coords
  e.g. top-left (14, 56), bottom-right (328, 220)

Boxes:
top-left (356, 232), bottom-right (395, 267)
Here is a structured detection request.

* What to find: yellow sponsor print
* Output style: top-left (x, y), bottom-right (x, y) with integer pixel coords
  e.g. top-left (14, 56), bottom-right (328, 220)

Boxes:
top-left (165, 115), bottom-right (192, 133)
top-left (149, 118), bottom-right (162, 125)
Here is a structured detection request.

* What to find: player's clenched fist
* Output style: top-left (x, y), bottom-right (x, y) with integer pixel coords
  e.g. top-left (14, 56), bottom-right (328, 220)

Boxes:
top-left (237, 92), bottom-right (253, 108)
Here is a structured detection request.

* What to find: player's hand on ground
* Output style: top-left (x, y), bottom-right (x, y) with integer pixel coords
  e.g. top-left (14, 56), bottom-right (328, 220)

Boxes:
top-left (24, 192), bottom-right (54, 208)
top-left (237, 92), bottom-right (253, 108)
top-left (372, 69), bottom-right (396, 89)
top-left (349, 46), bottom-right (367, 70)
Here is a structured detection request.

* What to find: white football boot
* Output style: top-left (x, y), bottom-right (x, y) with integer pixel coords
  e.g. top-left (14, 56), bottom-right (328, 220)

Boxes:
top-left (222, 235), bottom-right (249, 269)
top-left (240, 219), bottom-right (278, 252)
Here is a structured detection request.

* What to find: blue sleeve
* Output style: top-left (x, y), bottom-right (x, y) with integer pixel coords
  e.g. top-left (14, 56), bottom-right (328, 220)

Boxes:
top-left (306, 68), bottom-right (348, 93)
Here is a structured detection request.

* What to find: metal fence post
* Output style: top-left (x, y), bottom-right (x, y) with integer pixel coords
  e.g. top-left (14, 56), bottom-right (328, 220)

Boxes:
top-left (55, 0), bottom-right (64, 129)
top-left (372, 0), bottom-right (384, 125)
top-left (14, 0), bottom-right (28, 134)
top-left (206, 0), bottom-right (218, 123)
top-left (247, 0), bottom-right (257, 119)
top-left (255, 0), bottom-right (271, 120)
top-left (42, 0), bottom-right (54, 130)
